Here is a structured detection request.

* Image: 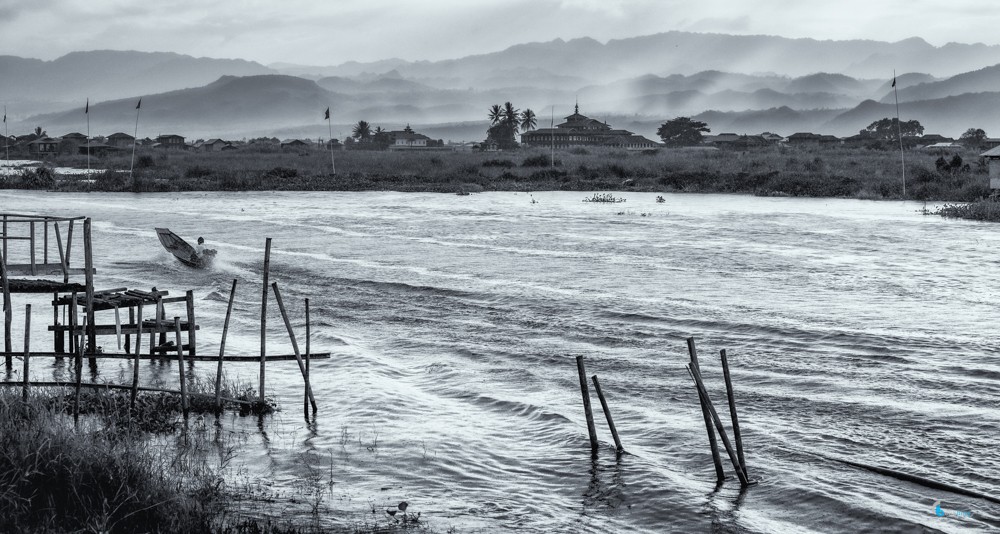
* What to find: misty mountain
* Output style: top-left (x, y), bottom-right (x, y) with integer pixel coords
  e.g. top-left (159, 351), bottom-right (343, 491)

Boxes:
top-left (0, 50), bottom-right (275, 118)
top-left (879, 63), bottom-right (1000, 103)
top-left (311, 32), bottom-right (1000, 87)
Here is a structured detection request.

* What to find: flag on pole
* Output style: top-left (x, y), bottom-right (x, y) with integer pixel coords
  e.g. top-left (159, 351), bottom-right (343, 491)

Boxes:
top-left (891, 77), bottom-right (896, 88)
top-left (136, 98), bottom-right (142, 109)
top-left (85, 98), bottom-right (89, 114)
top-left (324, 107), bottom-right (330, 120)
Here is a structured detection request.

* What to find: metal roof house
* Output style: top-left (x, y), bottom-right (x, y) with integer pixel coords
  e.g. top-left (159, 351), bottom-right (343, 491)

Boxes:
top-left (520, 105), bottom-right (661, 150)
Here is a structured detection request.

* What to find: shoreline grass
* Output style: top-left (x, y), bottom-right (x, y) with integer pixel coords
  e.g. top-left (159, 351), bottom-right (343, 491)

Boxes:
top-left (2, 144), bottom-right (990, 205)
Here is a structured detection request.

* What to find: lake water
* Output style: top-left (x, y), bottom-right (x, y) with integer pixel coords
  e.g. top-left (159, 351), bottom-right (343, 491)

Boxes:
top-left (2, 190), bottom-right (999, 533)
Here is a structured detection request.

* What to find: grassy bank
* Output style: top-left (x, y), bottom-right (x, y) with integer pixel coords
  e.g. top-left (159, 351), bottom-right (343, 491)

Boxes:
top-left (3, 144), bottom-right (990, 202)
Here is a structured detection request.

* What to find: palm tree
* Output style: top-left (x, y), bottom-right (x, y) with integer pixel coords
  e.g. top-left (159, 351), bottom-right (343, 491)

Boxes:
top-left (501, 102), bottom-right (519, 129)
top-left (488, 104), bottom-right (503, 125)
top-left (352, 120), bottom-right (371, 141)
top-left (519, 109), bottom-right (537, 132)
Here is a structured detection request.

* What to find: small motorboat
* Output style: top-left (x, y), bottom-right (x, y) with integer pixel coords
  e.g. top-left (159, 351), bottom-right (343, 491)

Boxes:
top-left (155, 227), bottom-right (216, 268)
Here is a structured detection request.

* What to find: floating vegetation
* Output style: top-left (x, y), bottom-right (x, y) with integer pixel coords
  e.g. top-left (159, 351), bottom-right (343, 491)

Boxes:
top-left (582, 193), bottom-right (626, 203)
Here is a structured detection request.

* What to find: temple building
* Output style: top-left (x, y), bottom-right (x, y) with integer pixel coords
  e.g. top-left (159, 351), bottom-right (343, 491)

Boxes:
top-left (520, 105), bottom-right (661, 150)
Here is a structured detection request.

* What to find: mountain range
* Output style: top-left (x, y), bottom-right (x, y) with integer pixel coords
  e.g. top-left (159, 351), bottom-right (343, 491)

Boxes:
top-left (8, 32), bottom-right (1000, 141)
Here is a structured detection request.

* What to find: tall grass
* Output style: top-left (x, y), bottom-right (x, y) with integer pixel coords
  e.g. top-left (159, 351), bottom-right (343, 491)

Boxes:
top-left (33, 143), bottom-right (991, 203)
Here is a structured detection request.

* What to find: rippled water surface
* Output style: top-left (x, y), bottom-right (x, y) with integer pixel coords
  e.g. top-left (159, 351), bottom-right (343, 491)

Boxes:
top-left (3, 190), bottom-right (999, 532)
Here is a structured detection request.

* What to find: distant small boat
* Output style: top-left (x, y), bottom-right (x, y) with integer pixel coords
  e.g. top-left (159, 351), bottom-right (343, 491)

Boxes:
top-left (155, 227), bottom-right (216, 268)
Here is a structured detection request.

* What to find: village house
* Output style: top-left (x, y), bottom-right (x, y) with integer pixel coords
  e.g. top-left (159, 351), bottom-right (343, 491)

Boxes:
top-left (155, 134), bottom-right (186, 149)
top-left (27, 137), bottom-right (61, 157)
top-left (520, 105), bottom-right (661, 150)
top-left (60, 132), bottom-right (89, 145)
top-left (981, 146), bottom-right (1000, 189)
top-left (106, 132), bottom-right (135, 148)
top-left (280, 139), bottom-right (311, 149)
top-left (197, 138), bottom-right (233, 152)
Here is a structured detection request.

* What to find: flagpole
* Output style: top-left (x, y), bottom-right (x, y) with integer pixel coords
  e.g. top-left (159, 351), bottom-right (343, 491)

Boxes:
top-left (85, 98), bottom-right (91, 175)
top-left (550, 105), bottom-right (555, 167)
top-left (893, 70), bottom-right (905, 197)
top-left (129, 98), bottom-right (141, 185)
top-left (327, 112), bottom-right (336, 175)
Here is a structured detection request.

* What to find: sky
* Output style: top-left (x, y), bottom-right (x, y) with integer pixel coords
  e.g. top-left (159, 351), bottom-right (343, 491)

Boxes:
top-left (0, 0), bottom-right (996, 66)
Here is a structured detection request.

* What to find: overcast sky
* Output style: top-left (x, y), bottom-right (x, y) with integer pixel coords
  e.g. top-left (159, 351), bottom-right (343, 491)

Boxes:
top-left (1, 0), bottom-right (995, 65)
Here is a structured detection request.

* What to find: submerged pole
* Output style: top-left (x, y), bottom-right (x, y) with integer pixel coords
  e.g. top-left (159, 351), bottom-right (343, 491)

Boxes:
top-left (217, 279), bottom-right (237, 410)
top-left (1, 246), bottom-right (11, 366)
top-left (575, 355), bottom-right (599, 452)
top-left (591, 375), bottom-right (623, 453)
top-left (83, 218), bottom-right (95, 360)
top-left (687, 337), bottom-right (725, 484)
top-left (260, 238), bottom-right (271, 404)
top-left (271, 282), bottom-right (317, 413)
top-left (304, 297), bottom-right (311, 414)
top-left (130, 303), bottom-right (143, 410)
top-left (688, 364), bottom-right (749, 487)
top-left (22, 304), bottom-right (30, 401)
top-left (174, 317), bottom-right (188, 419)
top-left (720, 349), bottom-right (747, 479)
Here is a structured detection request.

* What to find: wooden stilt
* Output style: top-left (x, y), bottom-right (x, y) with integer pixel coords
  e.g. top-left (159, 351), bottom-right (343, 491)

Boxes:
top-left (53, 292), bottom-right (62, 354)
top-left (260, 238), bottom-right (271, 404)
top-left (130, 304), bottom-right (143, 410)
top-left (575, 355), bottom-right (599, 452)
top-left (304, 298), bottom-right (310, 414)
top-left (73, 310), bottom-right (83, 425)
top-left (125, 306), bottom-right (133, 354)
top-left (1, 246), bottom-right (11, 366)
top-left (687, 337), bottom-right (725, 484)
top-left (43, 221), bottom-right (48, 265)
top-left (591, 375), bottom-right (623, 453)
top-left (54, 222), bottom-right (67, 283)
top-left (83, 219), bottom-right (96, 358)
top-left (29, 221), bottom-right (35, 276)
top-left (687, 364), bottom-right (750, 486)
top-left (720, 349), bottom-right (747, 479)
top-left (271, 282), bottom-right (317, 413)
top-left (174, 317), bottom-right (188, 419)
top-left (22, 304), bottom-right (30, 401)
top-left (217, 279), bottom-right (237, 410)
top-left (185, 289), bottom-right (196, 356)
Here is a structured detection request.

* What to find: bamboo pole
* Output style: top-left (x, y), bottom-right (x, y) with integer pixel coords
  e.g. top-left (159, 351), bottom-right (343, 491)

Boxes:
top-left (1, 246), bottom-right (11, 366)
top-left (52, 292), bottom-right (61, 353)
top-left (43, 221), bottom-right (48, 265)
top-left (185, 289), bottom-right (196, 356)
top-left (575, 355), bottom-right (599, 452)
top-left (720, 349), bottom-right (747, 479)
top-left (260, 238), bottom-right (271, 403)
top-left (65, 220), bottom-right (74, 283)
top-left (83, 219), bottom-right (95, 357)
top-left (217, 279), bottom-right (237, 410)
top-left (174, 317), bottom-right (188, 418)
top-left (29, 221), bottom-right (35, 275)
top-left (130, 304), bottom-right (143, 410)
top-left (125, 306), bottom-right (133, 354)
top-left (687, 364), bottom-right (749, 487)
top-left (54, 222), bottom-right (67, 282)
top-left (304, 298), bottom-right (310, 414)
top-left (73, 310), bottom-right (83, 424)
top-left (2, 215), bottom-right (6, 264)
top-left (156, 295), bottom-right (165, 349)
top-left (22, 304), bottom-right (30, 401)
top-left (591, 375), bottom-right (623, 453)
top-left (687, 337), bottom-right (725, 484)
top-left (271, 282), bottom-right (317, 413)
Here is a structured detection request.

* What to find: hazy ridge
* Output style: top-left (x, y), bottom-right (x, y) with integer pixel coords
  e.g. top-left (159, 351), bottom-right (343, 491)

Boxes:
top-left (9, 31), bottom-right (1000, 140)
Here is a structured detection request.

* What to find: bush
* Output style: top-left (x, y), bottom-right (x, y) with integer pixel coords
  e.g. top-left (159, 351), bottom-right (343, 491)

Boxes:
top-left (521, 154), bottom-right (553, 167)
top-left (482, 159), bottom-right (514, 168)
